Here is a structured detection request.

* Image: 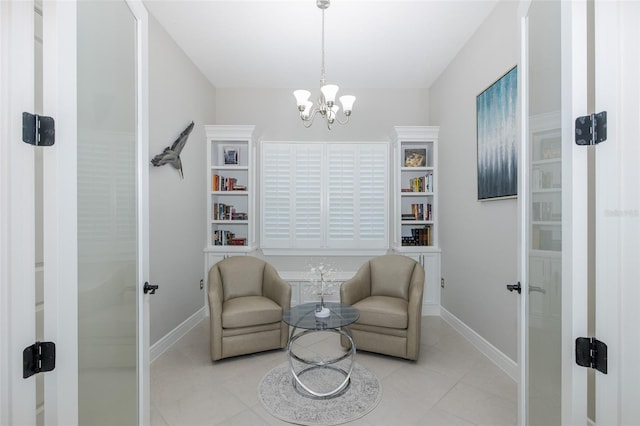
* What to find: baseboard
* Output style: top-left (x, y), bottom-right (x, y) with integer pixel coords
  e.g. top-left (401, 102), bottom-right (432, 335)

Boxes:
top-left (423, 303), bottom-right (440, 316)
top-left (150, 306), bottom-right (207, 362)
top-left (440, 307), bottom-right (519, 382)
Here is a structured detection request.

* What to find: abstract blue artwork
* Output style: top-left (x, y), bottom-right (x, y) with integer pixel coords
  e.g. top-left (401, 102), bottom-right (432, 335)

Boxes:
top-left (477, 66), bottom-right (518, 200)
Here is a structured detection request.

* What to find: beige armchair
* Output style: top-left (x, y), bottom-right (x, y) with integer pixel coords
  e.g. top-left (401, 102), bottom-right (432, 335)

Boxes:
top-left (340, 254), bottom-right (424, 360)
top-left (208, 256), bottom-right (291, 361)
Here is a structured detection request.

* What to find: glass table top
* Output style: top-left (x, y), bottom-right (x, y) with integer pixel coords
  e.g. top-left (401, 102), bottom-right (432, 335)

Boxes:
top-left (283, 302), bottom-right (359, 330)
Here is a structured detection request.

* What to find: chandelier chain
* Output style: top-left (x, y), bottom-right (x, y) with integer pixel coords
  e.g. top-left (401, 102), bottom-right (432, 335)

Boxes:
top-left (321, 9), bottom-right (326, 84)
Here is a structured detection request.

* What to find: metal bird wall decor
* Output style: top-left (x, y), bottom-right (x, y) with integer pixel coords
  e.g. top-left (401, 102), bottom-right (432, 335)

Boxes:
top-left (151, 121), bottom-right (195, 179)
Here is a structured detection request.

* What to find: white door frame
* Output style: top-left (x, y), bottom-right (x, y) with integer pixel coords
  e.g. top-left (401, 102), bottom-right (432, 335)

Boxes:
top-left (594, 1), bottom-right (640, 423)
top-left (41, 1), bottom-right (78, 423)
top-left (129, 1), bottom-right (151, 423)
top-left (560, 0), bottom-right (590, 424)
top-left (0, 1), bottom-right (37, 425)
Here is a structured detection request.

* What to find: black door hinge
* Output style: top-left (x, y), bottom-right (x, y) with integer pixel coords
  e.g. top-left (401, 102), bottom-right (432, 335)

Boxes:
top-left (23, 341), bottom-right (56, 379)
top-left (576, 337), bottom-right (607, 374)
top-left (22, 112), bottom-right (55, 146)
top-left (575, 111), bottom-right (607, 146)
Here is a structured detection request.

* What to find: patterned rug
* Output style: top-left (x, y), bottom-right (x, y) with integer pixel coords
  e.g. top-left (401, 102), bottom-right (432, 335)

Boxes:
top-left (258, 361), bottom-right (381, 425)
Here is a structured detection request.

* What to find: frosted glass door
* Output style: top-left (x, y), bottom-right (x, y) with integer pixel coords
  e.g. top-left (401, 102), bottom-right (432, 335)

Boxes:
top-left (526, 1), bottom-right (562, 424)
top-left (77, 1), bottom-right (138, 424)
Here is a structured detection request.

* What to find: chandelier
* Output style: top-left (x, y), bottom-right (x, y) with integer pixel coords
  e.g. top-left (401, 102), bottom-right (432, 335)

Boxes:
top-left (293, 0), bottom-right (356, 130)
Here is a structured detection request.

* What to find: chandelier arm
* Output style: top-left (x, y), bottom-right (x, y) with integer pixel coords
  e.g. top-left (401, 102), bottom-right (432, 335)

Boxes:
top-left (301, 108), bottom-right (322, 128)
top-left (334, 114), bottom-right (350, 126)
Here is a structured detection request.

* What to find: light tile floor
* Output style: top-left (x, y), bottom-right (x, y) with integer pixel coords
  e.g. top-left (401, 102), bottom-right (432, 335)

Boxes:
top-left (151, 316), bottom-right (517, 426)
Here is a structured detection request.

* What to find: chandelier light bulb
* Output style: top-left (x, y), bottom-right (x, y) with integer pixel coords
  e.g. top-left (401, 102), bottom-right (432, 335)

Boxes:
top-left (327, 105), bottom-right (339, 123)
top-left (293, 90), bottom-right (311, 111)
top-left (339, 95), bottom-right (356, 115)
top-left (320, 84), bottom-right (339, 106)
top-left (301, 101), bottom-right (314, 119)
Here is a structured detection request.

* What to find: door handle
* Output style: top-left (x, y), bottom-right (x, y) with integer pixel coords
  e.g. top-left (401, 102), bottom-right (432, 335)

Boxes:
top-left (143, 282), bottom-right (158, 295)
top-left (506, 282), bottom-right (521, 294)
top-left (529, 285), bottom-right (546, 294)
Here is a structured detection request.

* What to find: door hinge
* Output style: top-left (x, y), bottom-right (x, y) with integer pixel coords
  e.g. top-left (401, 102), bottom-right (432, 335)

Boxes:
top-left (575, 337), bottom-right (607, 374)
top-left (22, 112), bottom-right (55, 146)
top-left (23, 341), bottom-right (56, 379)
top-left (575, 111), bottom-right (607, 146)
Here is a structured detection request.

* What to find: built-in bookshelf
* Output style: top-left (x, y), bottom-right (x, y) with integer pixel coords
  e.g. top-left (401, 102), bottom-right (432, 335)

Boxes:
top-left (391, 126), bottom-right (441, 315)
top-left (204, 125), bottom-right (257, 252)
top-left (391, 126), bottom-right (440, 250)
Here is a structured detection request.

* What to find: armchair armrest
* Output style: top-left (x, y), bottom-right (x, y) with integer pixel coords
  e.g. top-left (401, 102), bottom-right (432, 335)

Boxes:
top-left (340, 263), bottom-right (372, 305)
top-left (208, 265), bottom-right (224, 360)
top-left (406, 262), bottom-right (425, 360)
top-left (263, 264), bottom-right (291, 311)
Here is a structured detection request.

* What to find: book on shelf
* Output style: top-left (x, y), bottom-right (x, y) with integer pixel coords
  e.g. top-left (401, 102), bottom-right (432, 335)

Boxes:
top-left (212, 174), bottom-right (245, 191)
top-left (212, 230), bottom-right (247, 246)
top-left (404, 203), bottom-right (432, 221)
top-left (401, 225), bottom-right (432, 247)
top-left (231, 212), bottom-right (248, 221)
top-left (212, 203), bottom-right (248, 221)
top-left (407, 171), bottom-right (434, 193)
top-left (212, 229), bottom-right (234, 246)
top-left (230, 237), bottom-right (246, 246)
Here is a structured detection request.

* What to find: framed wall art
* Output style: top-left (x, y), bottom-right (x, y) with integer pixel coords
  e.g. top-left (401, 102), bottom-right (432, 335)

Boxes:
top-left (223, 145), bottom-right (239, 165)
top-left (476, 66), bottom-right (518, 200)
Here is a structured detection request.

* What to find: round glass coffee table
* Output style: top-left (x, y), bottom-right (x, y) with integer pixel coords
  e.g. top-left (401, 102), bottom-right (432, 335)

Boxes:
top-left (283, 302), bottom-right (359, 399)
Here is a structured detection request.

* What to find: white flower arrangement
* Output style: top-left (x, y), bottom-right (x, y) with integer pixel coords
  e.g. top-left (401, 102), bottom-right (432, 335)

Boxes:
top-left (305, 261), bottom-right (340, 317)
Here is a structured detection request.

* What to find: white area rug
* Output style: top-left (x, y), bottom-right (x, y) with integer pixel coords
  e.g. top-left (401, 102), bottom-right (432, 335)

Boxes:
top-left (258, 362), bottom-right (381, 425)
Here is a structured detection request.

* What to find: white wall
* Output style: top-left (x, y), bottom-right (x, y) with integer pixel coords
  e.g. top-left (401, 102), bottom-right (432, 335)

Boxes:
top-left (148, 15), bottom-right (216, 345)
top-left (429, 0), bottom-right (519, 361)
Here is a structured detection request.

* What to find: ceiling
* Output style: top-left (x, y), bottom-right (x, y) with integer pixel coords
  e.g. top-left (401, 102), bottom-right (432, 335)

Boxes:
top-left (144, 0), bottom-right (499, 90)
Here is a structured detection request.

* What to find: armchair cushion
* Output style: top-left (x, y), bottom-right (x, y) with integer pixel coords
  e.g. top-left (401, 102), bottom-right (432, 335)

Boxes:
top-left (219, 258), bottom-right (265, 301)
top-left (370, 255), bottom-right (416, 299)
top-left (352, 295), bottom-right (408, 329)
top-left (222, 295), bottom-right (282, 328)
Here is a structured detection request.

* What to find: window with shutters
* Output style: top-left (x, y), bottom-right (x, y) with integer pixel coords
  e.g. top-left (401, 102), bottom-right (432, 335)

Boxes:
top-left (260, 141), bottom-right (388, 254)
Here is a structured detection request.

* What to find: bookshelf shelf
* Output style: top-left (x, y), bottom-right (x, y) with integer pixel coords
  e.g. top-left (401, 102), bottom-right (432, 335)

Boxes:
top-left (211, 165), bottom-right (249, 171)
top-left (210, 191), bottom-right (248, 195)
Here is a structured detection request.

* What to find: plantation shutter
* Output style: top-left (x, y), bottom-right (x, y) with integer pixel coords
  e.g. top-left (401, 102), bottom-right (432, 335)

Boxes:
top-left (293, 144), bottom-right (323, 247)
top-left (261, 141), bottom-right (388, 252)
top-left (357, 144), bottom-right (387, 243)
top-left (261, 143), bottom-right (293, 248)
